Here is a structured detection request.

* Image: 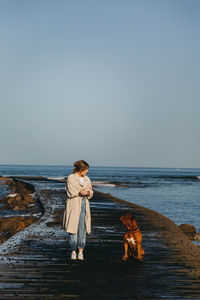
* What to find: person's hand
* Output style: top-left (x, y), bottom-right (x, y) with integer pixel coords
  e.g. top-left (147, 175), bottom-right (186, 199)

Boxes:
top-left (79, 189), bottom-right (90, 196)
top-left (86, 184), bottom-right (92, 192)
top-left (80, 184), bottom-right (92, 197)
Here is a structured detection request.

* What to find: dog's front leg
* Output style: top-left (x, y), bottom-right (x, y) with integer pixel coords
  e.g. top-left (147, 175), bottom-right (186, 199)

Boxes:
top-left (136, 243), bottom-right (143, 261)
top-left (122, 241), bottom-right (129, 261)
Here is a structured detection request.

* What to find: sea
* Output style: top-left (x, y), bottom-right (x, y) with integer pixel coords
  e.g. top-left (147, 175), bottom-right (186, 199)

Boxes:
top-left (0, 164), bottom-right (200, 235)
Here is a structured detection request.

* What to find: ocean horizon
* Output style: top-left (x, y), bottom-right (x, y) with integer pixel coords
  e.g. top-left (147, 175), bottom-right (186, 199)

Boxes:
top-left (1, 163), bottom-right (200, 169)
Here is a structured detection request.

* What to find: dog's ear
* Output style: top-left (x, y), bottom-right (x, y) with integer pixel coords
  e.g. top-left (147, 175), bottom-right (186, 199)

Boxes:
top-left (131, 215), bottom-right (136, 222)
top-left (120, 216), bottom-right (124, 223)
top-left (131, 215), bottom-right (138, 227)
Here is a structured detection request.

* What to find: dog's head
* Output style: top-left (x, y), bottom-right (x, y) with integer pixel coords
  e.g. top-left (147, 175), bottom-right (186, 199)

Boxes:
top-left (120, 214), bottom-right (138, 230)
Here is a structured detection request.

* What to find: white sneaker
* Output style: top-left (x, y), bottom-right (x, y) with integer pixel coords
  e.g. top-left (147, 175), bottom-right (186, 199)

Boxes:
top-left (78, 252), bottom-right (84, 260)
top-left (71, 251), bottom-right (76, 260)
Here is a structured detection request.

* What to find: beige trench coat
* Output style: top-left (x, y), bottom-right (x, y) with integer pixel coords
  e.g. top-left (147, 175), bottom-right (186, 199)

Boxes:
top-left (63, 172), bottom-right (93, 235)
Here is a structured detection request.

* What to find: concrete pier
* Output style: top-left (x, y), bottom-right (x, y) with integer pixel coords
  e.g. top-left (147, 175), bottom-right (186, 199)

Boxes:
top-left (0, 188), bottom-right (200, 299)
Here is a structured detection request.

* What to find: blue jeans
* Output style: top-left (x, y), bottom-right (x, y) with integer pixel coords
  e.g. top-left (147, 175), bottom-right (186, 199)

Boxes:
top-left (69, 198), bottom-right (86, 251)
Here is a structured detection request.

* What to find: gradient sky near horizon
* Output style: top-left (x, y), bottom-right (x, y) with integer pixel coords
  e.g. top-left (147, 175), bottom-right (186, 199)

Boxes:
top-left (0, 0), bottom-right (199, 168)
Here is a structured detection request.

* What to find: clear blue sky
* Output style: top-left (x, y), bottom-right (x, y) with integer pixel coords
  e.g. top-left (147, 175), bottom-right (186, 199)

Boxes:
top-left (0, 0), bottom-right (199, 168)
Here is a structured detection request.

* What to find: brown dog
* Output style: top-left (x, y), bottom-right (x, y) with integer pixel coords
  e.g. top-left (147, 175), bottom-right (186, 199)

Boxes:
top-left (120, 214), bottom-right (144, 261)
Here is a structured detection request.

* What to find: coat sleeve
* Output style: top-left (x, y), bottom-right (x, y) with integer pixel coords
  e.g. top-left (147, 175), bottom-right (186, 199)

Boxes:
top-left (66, 176), bottom-right (81, 199)
top-left (86, 178), bottom-right (94, 200)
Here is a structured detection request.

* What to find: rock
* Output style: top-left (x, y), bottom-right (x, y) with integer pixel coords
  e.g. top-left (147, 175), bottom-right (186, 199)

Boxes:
top-left (6, 193), bottom-right (34, 210)
top-left (179, 224), bottom-right (197, 240)
top-left (13, 205), bottom-right (20, 211)
top-left (194, 233), bottom-right (200, 241)
top-left (16, 221), bottom-right (25, 231)
top-left (23, 194), bottom-right (34, 203)
top-left (16, 195), bottom-right (22, 202)
top-left (0, 177), bottom-right (12, 184)
top-left (0, 216), bottom-right (36, 245)
top-left (0, 177), bottom-right (43, 245)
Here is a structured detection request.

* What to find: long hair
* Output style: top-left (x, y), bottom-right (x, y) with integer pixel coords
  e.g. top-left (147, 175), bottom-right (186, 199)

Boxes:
top-left (73, 160), bottom-right (89, 174)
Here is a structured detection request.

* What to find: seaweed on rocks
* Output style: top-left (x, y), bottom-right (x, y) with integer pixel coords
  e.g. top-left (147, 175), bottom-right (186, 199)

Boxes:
top-left (0, 177), bottom-right (44, 245)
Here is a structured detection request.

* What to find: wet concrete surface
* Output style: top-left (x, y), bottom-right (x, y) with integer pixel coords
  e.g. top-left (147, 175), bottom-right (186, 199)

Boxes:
top-left (0, 188), bottom-right (200, 299)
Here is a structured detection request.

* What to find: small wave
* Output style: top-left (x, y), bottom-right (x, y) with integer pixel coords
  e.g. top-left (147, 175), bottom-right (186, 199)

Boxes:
top-left (13, 176), bottom-right (66, 182)
top-left (32, 212), bottom-right (43, 217)
top-left (0, 210), bottom-right (43, 218)
top-left (92, 181), bottom-right (148, 188)
top-left (47, 177), bottom-right (66, 181)
top-left (139, 175), bottom-right (199, 181)
top-left (7, 193), bottom-right (17, 197)
top-left (92, 181), bottom-right (116, 187)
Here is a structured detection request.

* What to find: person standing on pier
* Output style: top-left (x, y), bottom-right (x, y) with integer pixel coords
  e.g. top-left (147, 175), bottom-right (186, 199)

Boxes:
top-left (63, 160), bottom-right (93, 260)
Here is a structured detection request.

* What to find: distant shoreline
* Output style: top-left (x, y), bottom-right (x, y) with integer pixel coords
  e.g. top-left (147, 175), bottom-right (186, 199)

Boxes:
top-left (1, 163), bottom-right (200, 169)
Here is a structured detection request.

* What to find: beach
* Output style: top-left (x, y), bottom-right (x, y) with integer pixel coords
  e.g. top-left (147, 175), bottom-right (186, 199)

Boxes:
top-left (0, 177), bottom-right (200, 299)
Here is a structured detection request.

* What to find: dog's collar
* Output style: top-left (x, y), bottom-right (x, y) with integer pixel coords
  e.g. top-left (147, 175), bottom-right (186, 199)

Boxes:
top-left (128, 227), bottom-right (138, 232)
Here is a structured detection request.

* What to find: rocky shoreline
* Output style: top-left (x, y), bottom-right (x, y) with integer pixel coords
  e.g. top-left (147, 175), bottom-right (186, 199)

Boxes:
top-left (179, 223), bottom-right (200, 242)
top-left (0, 176), bottom-right (44, 245)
